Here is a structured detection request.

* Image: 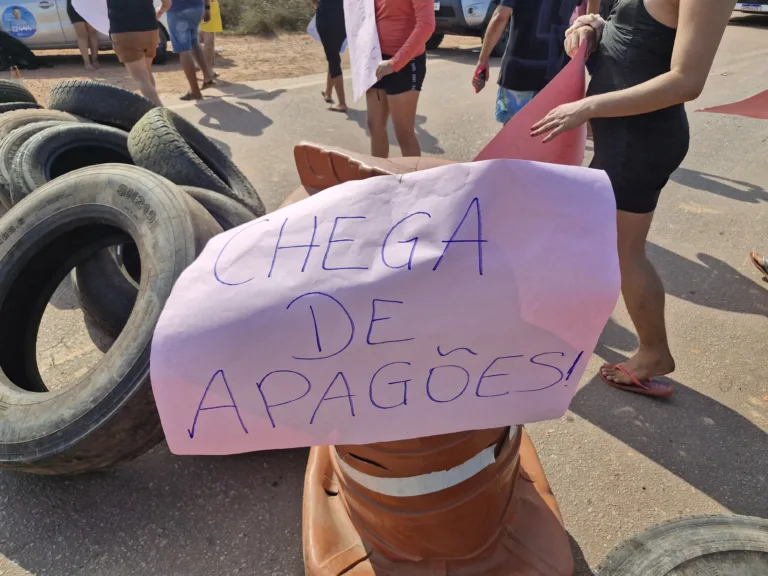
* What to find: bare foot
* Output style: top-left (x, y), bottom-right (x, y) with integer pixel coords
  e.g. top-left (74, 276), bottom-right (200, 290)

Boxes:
top-left (329, 104), bottom-right (347, 113)
top-left (600, 350), bottom-right (675, 385)
top-left (91, 61), bottom-right (100, 70)
top-left (84, 62), bottom-right (95, 71)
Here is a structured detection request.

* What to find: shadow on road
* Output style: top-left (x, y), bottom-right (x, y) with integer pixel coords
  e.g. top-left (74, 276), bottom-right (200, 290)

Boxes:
top-left (648, 242), bottom-right (768, 317)
top-left (0, 446), bottom-right (308, 576)
top-left (194, 85), bottom-right (285, 137)
top-left (345, 108), bottom-right (445, 156)
top-left (569, 532), bottom-right (594, 576)
top-left (670, 167), bottom-right (768, 204)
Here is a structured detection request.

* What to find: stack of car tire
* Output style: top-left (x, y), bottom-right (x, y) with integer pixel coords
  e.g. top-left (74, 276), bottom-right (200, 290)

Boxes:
top-left (0, 79), bottom-right (265, 475)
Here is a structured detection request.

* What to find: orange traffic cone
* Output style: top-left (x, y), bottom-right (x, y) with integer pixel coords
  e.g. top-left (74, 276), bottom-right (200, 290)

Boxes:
top-left (284, 143), bottom-right (574, 576)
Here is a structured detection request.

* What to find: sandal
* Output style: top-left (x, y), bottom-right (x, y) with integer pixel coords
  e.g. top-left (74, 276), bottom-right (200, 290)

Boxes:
top-left (329, 104), bottom-right (348, 113)
top-left (599, 363), bottom-right (673, 397)
top-left (180, 92), bottom-right (202, 101)
top-left (321, 90), bottom-right (334, 104)
top-left (749, 251), bottom-right (768, 278)
top-left (202, 79), bottom-right (216, 90)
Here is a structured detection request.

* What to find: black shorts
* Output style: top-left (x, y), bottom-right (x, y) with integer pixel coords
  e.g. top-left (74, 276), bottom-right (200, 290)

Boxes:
top-left (66, 0), bottom-right (85, 23)
top-left (372, 52), bottom-right (426, 96)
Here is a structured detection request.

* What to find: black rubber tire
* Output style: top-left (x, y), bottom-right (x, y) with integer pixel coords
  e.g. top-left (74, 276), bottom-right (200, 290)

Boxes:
top-left (48, 80), bottom-right (155, 131)
top-left (0, 164), bottom-right (222, 475)
top-left (426, 33), bottom-right (445, 50)
top-left (0, 80), bottom-right (37, 104)
top-left (128, 107), bottom-right (266, 216)
top-left (0, 108), bottom-right (83, 142)
top-left (597, 515), bottom-right (768, 575)
top-left (181, 186), bottom-right (258, 229)
top-left (74, 186), bottom-right (254, 338)
top-left (9, 123), bottom-right (132, 205)
top-left (0, 121), bottom-right (73, 210)
top-left (0, 102), bottom-right (42, 114)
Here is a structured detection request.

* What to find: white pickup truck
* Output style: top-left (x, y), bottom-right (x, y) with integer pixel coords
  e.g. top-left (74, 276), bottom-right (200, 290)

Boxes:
top-left (430, 0), bottom-right (509, 57)
top-left (735, 2), bottom-right (768, 12)
top-left (0, 0), bottom-right (170, 62)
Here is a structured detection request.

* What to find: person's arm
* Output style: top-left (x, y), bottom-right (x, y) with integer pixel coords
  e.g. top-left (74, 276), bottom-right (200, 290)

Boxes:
top-left (203, 0), bottom-right (212, 22)
top-left (157, 0), bottom-right (171, 19)
top-left (586, 0), bottom-right (600, 14)
top-left (472, 4), bottom-right (512, 92)
top-left (383, 0), bottom-right (436, 74)
top-left (532, 0), bottom-right (736, 141)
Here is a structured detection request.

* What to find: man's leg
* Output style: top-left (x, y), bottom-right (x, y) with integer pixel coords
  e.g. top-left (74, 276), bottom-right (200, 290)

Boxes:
top-left (601, 209), bottom-right (675, 384)
top-left (191, 42), bottom-right (214, 85)
top-left (202, 31), bottom-right (216, 74)
top-left (124, 58), bottom-right (162, 106)
top-left (179, 50), bottom-right (203, 99)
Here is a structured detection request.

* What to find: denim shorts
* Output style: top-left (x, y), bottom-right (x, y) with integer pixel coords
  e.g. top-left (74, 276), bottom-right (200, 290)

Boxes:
top-left (167, 7), bottom-right (204, 53)
top-left (495, 87), bottom-right (538, 124)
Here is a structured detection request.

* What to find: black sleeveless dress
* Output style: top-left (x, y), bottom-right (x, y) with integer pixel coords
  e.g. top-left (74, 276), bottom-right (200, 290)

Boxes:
top-left (587, 0), bottom-right (689, 214)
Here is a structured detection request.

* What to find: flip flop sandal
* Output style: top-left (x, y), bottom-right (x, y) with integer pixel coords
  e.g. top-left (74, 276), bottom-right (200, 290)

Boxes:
top-left (749, 252), bottom-right (768, 278)
top-left (328, 105), bottom-right (348, 113)
top-left (600, 363), bottom-right (673, 397)
top-left (321, 90), bottom-right (334, 104)
top-left (202, 80), bottom-right (216, 90)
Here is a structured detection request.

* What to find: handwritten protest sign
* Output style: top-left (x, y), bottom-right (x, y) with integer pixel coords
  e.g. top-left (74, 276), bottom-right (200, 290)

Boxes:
top-left (343, 0), bottom-right (382, 101)
top-left (150, 160), bottom-right (620, 455)
top-left (476, 45), bottom-right (588, 166)
top-left (698, 89), bottom-right (768, 120)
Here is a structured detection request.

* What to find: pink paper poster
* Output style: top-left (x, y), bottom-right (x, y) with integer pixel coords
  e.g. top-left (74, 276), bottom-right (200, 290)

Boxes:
top-left (476, 46), bottom-right (588, 166)
top-left (150, 160), bottom-right (620, 455)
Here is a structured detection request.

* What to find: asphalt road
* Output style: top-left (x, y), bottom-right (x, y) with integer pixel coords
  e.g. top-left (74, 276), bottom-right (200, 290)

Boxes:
top-left (2, 14), bottom-right (768, 576)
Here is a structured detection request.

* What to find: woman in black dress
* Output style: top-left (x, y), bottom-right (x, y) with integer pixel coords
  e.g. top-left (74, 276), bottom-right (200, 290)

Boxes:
top-left (531, 0), bottom-right (736, 397)
top-left (66, 0), bottom-right (99, 70)
top-left (312, 0), bottom-right (348, 112)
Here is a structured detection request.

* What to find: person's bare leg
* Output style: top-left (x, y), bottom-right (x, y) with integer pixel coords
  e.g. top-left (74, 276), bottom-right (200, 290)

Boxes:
top-left (388, 90), bottom-right (421, 157)
top-left (124, 58), bottom-right (162, 106)
top-left (73, 22), bottom-right (94, 70)
top-left (600, 209), bottom-right (675, 384)
top-left (322, 71), bottom-right (333, 102)
top-left (145, 56), bottom-right (156, 88)
top-left (366, 89), bottom-right (390, 158)
top-left (87, 25), bottom-right (100, 68)
top-left (329, 74), bottom-right (347, 112)
top-left (191, 43), bottom-right (214, 84)
top-left (180, 51), bottom-right (203, 99)
top-left (202, 31), bottom-right (215, 75)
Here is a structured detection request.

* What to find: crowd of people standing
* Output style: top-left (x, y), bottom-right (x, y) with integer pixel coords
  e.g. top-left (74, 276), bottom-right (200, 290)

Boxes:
top-left (65, 0), bottom-right (223, 106)
top-left (312, 0), bottom-right (738, 399)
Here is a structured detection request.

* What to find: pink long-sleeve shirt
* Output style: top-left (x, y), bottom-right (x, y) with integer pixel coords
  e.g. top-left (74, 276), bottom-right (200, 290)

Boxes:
top-left (374, 0), bottom-right (436, 72)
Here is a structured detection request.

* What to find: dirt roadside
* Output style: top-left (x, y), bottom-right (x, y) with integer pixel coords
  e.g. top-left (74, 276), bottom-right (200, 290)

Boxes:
top-left (23, 33), bottom-right (481, 105)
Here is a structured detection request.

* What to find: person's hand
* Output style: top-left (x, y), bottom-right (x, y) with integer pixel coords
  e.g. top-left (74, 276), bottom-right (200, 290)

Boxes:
top-left (530, 99), bottom-right (593, 143)
top-left (157, 0), bottom-right (171, 19)
top-left (472, 60), bottom-right (489, 93)
top-left (376, 61), bottom-right (394, 80)
top-left (564, 25), bottom-right (597, 58)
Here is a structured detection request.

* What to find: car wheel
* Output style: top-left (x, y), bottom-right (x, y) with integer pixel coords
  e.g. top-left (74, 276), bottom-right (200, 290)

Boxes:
top-left (154, 26), bottom-right (169, 65)
top-left (426, 33), bottom-right (445, 50)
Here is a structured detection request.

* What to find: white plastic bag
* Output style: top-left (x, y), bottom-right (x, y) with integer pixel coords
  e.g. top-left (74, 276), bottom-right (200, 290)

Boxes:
top-left (307, 15), bottom-right (348, 54)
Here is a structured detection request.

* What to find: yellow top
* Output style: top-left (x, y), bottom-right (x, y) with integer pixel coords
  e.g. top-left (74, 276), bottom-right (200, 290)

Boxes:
top-left (200, 0), bottom-right (223, 33)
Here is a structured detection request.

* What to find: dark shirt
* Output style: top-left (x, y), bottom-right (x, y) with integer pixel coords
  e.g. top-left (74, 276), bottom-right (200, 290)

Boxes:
top-left (107, 0), bottom-right (158, 35)
top-left (498, 0), bottom-right (581, 92)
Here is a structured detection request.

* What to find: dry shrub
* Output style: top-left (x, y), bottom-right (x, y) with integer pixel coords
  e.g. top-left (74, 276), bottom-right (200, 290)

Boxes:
top-left (218, 0), bottom-right (314, 34)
